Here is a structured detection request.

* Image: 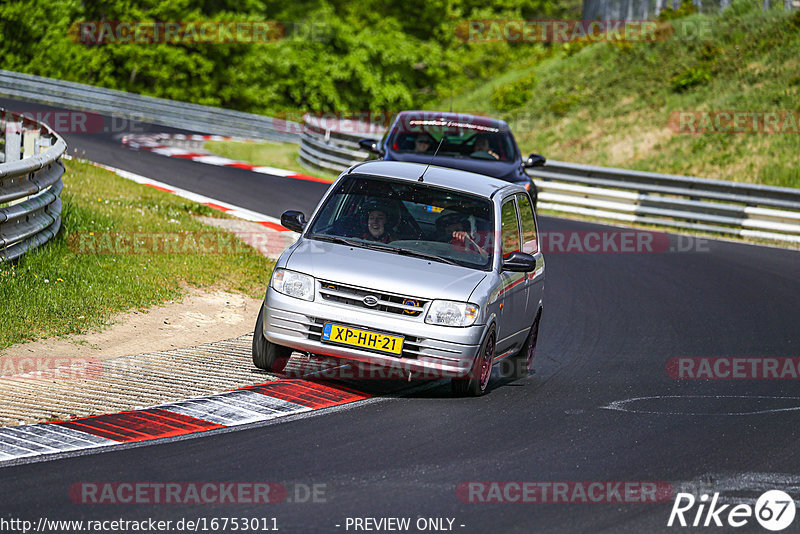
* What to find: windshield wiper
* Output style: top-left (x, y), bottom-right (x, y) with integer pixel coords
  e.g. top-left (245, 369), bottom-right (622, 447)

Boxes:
top-left (314, 235), bottom-right (460, 266)
top-left (310, 234), bottom-right (363, 248)
top-left (396, 248), bottom-right (459, 265)
top-left (359, 241), bottom-right (459, 266)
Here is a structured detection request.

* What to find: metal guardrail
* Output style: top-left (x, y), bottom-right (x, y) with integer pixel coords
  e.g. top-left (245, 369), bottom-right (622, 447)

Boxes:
top-left (0, 108), bottom-right (67, 261)
top-left (582, 0), bottom-right (796, 21)
top-left (0, 70), bottom-right (301, 143)
top-left (298, 114), bottom-right (383, 173)
top-left (531, 161), bottom-right (800, 243)
top-left (298, 115), bottom-right (800, 243)
top-left (3, 70), bottom-right (796, 244)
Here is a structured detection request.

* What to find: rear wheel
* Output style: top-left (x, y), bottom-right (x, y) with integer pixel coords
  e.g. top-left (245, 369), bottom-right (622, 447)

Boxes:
top-left (503, 308), bottom-right (541, 379)
top-left (252, 305), bottom-right (291, 373)
top-left (451, 326), bottom-right (495, 397)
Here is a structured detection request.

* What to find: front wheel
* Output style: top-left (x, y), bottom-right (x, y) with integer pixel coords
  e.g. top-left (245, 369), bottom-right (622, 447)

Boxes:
top-left (451, 326), bottom-right (495, 397)
top-left (252, 305), bottom-right (292, 372)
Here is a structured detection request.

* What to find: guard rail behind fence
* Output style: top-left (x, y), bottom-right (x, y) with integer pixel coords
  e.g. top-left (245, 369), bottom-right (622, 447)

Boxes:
top-left (298, 115), bottom-right (800, 244)
top-left (0, 108), bottom-right (67, 262)
top-left (0, 70), bottom-right (301, 143)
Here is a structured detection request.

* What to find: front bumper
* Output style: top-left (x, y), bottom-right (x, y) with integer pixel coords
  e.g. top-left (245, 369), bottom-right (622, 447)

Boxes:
top-left (261, 288), bottom-right (485, 378)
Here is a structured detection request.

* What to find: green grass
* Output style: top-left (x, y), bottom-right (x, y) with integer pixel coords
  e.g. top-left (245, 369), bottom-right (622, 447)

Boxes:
top-left (434, 3), bottom-right (800, 188)
top-left (0, 159), bottom-right (275, 350)
top-left (204, 139), bottom-right (340, 182)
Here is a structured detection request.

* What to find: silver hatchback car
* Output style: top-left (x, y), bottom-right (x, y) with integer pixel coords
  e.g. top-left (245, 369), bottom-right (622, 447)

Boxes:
top-left (253, 161), bottom-right (544, 396)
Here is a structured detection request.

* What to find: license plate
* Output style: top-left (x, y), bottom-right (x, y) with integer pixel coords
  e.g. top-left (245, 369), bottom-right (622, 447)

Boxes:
top-left (321, 323), bottom-right (404, 356)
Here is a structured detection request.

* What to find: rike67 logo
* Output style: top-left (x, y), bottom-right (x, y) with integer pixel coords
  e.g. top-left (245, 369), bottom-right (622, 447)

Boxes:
top-left (668, 491), bottom-right (796, 531)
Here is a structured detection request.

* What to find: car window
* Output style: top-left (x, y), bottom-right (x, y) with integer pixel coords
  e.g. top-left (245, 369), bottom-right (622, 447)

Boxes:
top-left (388, 119), bottom-right (517, 162)
top-left (501, 199), bottom-right (520, 258)
top-left (516, 193), bottom-right (538, 254)
top-left (308, 174), bottom-right (495, 270)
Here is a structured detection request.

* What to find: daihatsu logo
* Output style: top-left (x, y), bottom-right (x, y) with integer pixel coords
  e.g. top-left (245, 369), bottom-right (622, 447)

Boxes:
top-left (363, 295), bottom-right (379, 307)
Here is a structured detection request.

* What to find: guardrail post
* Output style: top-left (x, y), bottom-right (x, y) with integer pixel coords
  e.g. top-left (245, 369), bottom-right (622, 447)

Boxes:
top-left (4, 121), bottom-right (22, 162)
top-left (23, 129), bottom-right (39, 158)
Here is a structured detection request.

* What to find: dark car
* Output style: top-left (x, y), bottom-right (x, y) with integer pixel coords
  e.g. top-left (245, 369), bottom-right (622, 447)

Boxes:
top-left (359, 111), bottom-right (545, 205)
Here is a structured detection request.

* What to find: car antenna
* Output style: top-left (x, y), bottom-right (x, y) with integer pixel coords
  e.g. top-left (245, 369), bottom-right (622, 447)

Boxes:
top-left (419, 135), bottom-right (446, 182)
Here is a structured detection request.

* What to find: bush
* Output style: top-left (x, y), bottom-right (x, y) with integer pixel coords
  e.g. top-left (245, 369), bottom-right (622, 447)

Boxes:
top-left (490, 74), bottom-right (536, 112)
top-left (670, 66), bottom-right (711, 92)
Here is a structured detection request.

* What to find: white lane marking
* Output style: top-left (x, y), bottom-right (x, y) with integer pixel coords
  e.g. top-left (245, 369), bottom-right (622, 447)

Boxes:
top-left (0, 429), bottom-right (62, 454)
top-left (251, 166), bottom-right (295, 177)
top-left (164, 399), bottom-right (270, 426)
top-left (3, 426), bottom-right (87, 452)
top-left (30, 424), bottom-right (116, 447)
top-left (84, 161), bottom-right (294, 231)
top-left (151, 147), bottom-right (196, 157)
top-left (209, 389), bottom-right (307, 414)
top-left (191, 155), bottom-right (240, 165)
top-left (602, 395), bottom-right (800, 416)
top-left (161, 390), bottom-right (310, 426)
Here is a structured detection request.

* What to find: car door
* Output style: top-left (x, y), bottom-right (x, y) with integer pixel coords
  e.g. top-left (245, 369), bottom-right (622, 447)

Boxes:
top-left (496, 196), bottom-right (528, 353)
top-left (516, 193), bottom-right (544, 322)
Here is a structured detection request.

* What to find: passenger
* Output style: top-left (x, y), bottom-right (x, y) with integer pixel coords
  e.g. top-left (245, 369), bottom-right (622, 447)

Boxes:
top-left (413, 134), bottom-right (435, 154)
top-left (361, 205), bottom-right (392, 243)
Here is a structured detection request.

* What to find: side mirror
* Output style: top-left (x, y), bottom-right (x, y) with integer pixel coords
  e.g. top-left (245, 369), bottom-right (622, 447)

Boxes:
top-left (358, 138), bottom-right (385, 157)
top-left (524, 153), bottom-right (546, 168)
top-left (502, 251), bottom-right (537, 272)
top-left (281, 210), bottom-right (306, 233)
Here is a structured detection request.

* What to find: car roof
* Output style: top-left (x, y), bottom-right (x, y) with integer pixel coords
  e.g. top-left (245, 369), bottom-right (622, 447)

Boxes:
top-left (393, 110), bottom-right (511, 132)
top-left (347, 161), bottom-right (518, 198)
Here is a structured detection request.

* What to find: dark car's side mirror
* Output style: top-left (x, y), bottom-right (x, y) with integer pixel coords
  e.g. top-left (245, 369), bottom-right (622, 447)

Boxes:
top-left (358, 139), bottom-right (385, 157)
top-left (524, 153), bottom-right (546, 168)
top-left (281, 210), bottom-right (307, 233)
top-left (502, 251), bottom-right (537, 272)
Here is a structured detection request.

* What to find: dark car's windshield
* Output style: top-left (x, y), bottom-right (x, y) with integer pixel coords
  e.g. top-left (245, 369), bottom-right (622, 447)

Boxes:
top-left (387, 117), bottom-right (518, 162)
top-left (308, 174), bottom-right (495, 270)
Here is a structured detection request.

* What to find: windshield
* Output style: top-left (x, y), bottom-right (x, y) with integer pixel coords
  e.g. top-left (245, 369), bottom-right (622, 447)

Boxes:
top-left (308, 174), bottom-right (495, 270)
top-left (388, 117), bottom-right (518, 162)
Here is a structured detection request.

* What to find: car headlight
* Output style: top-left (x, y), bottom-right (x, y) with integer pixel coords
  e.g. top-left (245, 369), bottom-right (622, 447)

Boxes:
top-left (271, 268), bottom-right (315, 301)
top-left (424, 300), bottom-right (480, 327)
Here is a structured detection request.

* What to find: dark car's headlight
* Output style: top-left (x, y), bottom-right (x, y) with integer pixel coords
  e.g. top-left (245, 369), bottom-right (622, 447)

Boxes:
top-left (271, 268), bottom-right (315, 301)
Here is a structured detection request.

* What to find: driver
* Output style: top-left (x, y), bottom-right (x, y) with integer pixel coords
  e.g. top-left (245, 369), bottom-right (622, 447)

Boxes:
top-left (435, 211), bottom-right (488, 258)
top-left (470, 134), bottom-right (499, 160)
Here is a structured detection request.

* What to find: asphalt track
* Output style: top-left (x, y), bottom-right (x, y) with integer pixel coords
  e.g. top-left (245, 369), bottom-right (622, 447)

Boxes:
top-left (2, 97), bottom-right (800, 533)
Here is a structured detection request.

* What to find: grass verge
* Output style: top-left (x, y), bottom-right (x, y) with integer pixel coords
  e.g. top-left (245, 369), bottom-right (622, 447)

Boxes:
top-left (0, 159), bottom-right (275, 350)
top-left (204, 139), bottom-right (340, 182)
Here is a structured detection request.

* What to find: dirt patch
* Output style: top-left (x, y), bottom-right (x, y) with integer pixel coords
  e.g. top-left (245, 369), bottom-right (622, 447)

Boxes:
top-left (0, 287), bottom-right (262, 362)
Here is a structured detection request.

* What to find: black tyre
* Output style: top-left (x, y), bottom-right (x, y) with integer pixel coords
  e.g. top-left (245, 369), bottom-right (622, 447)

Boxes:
top-left (503, 308), bottom-right (541, 379)
top-left (451, 326), bottom-right (495, 397)
top-left (252, 305), bottom-right (292, 372)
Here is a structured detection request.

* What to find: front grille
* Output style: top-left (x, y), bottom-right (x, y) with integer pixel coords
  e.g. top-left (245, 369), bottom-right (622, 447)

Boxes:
top-left (318, 281), bottom-right (427, 317)
top-left (269, 311), bottom-right (466, 363)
